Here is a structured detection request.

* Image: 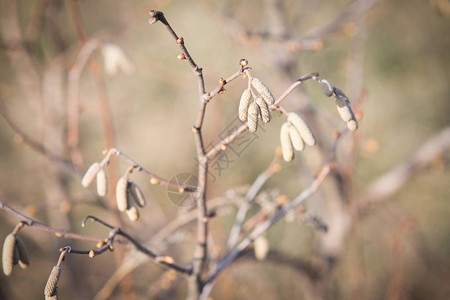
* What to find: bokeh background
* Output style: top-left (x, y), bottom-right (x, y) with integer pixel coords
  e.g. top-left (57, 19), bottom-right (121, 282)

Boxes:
top-left (0, 0), bottom-right (449, 299)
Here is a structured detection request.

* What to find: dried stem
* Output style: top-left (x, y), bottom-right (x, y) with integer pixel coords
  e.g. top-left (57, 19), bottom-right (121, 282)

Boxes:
top-left (203, 129), bottom-right (346, 287)
top-left (0, 200), bottom-right (103, 243)
top-left (224, 149), bottom-right (282, 253)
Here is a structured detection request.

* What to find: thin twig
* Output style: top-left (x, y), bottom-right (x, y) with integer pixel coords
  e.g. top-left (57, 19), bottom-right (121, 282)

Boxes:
top-left (0, 200), bottom-right (103, 242)
top-left (203, 129), bottom-right (346, 287)
top-left (224, 149), bottom-right (282, 253)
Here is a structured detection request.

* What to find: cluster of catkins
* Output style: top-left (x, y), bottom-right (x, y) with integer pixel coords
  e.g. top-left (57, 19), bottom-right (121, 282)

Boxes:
top-left (81, 154), bottom-right (147, 221)
top-left (2, 233), bottom-right (29, 276)
top-left (238, 75), bottom-right (358, 162)
top-left (238, 78), bottom-right (275, 132)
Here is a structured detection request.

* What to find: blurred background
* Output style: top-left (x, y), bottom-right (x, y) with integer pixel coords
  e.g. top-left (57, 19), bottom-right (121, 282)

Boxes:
top-left (0, 0), bottom-right (449, 299)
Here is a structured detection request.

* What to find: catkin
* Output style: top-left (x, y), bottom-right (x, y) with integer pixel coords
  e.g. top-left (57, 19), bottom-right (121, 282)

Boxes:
top-left (255, 96), bottom-right (271, 123)
top-left (335, 100), bottom-right (353, 122)
top-left (333, 87), bottom-right (349, 101)
top-left (2, 234), bottom-right (16, 276)
top-left (45, 291), bottom-right (58, 300)
top-left (347, 119), bottom-right (358, 131)
top-left (287, 113), bottom-right (316, 146)
top-left (81, 162), bottom-right (101, 187)
top-left (126, 194), bottom-right (140, 221)
top-left (254, 235), bottom-right (269, 261)
top-left (116, 176), bottom-right (129, 212)
top-left (247, 102), bottom-right (260, 132)
top-left (15, 237), bottom-right (29, 269)
top-left (238, 89), bottom-right (252, 121)
top-left (44, 266), bottom-right (61, 297)
top-left (280, 123), bottom-right (294, 162)
top-left (96, 168), bottom-right (108, 197)
top-left (251, 78), bottom-right (275, 105)
top-left (288, 125), bottom-right (305, 151)
top-left (129, 181), bottom-right (146, 208)
top-left (320, 79), bottom-right (334, 97)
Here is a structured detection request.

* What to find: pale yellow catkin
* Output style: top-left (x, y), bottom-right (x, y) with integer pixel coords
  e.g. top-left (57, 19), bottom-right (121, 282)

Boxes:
top-left (2, 234), bottom-right (16, 276)
top-left (335, 100), bottom-right (353, 122)
top-left (255, 96), bottom-right (271, 123)
top-left (347, 119), bottom-right (358, 131)
top-left (287, 113), bottom-right (316, 146)
top-left (280, 123), bottom-right (294, 162)
top-left (44, 266), bottom-right (61, 297)
top-left (238, 89), bottom-right (252, 121)
top-left (288, 125), bottom-right (305, 151)
top-left (247, 102), bottom-right (260, 132)
top-left (129, 181), bottom-right (146, 208)
top-left (15, 237), bottom-right (29, 269)
top-left (320, 79), bottom-right (334, 97)
top-left (96, 168), bottom-right (108, 197)
top-left (125, 193), bottom-right (140, 221)
top-left (251, 78), bottom-right (275, 105)
top-left (254, 235), bottom-right (269, 261)
top-left (116, 176), bottom-right (129, 212)
top-left (81, 162), bottom-right (101, 187)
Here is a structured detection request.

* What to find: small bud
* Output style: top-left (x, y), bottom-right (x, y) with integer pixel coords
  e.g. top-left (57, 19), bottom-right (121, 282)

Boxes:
top-left (177, 53), bottom-right (186, 60)
top-left (275, 194), bottom-right (289, 205)
top-left (238, 89), bottom-right (252, 122)
top-left (96, 241), bottom-right (105, 248)
top-left (219, 77), bottom-right (226, 85)
top-left (255, 96), bottom-right (271, 123)
top-left (116, 176), bottom-right (129, 212)
top-left (251, 78), bottom-right (275, 105)
top-left (96, 168), bottom-right (108, 197)
top-left (254, 235), bottom-right (269, 261)
top-left (240, 59), bottom-right (248, 67)
top-left (178, 187), bottom-right (185, 194)
top-left (102, 148), bottom-right (109, 156)
top-left (16, 237), bottom-right (29, 269)
top-left (129, 181), bottom-right (146, 208)
top-left (81, 162), bottom-right (101, 187)
top-left (288, 125), bottom-right (305, 151)
top-left (44, 266), bottom-right (61, 297)
top-left (287, 113), bottom-right (316, 146)
top-left (218, 87), bottom-right (226, 94)
top-left (163, 256), bottom-right (175, 264)
top-left (176, 37), bottom-right (184, 44)
top-left (319, 79), bottom-right (334, 97)
top-left (280, 123), bottom-right (294, 162)
top-left (220, 144), bottom-right (227, 150)
top-left (247, 102), bottom-right (260, 132)
top-left (2, 234), bottom-right (16, 276)
top-left (89, 250), bottom-right (95, 258)
top-left (150, 178), bottom-right (160, 185)
top-left (55, 232), bottom-right (63, 238)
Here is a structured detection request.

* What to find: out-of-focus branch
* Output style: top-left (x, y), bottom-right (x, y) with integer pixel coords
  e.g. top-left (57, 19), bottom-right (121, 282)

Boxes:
top-left (203, 129), bottom-right (347, 288)
top-left (0, 200), bottom-right (103, 242)
top-left (67, 38), bottom-right (103, 167)
top-left (358, 126), bottom-right (450, 214)
top-left (224, 149), bottom-right (282, 253)
top-left (300, 0), bottom-right (381, 40)
top-left (0, 100), bottom-right (78, 173)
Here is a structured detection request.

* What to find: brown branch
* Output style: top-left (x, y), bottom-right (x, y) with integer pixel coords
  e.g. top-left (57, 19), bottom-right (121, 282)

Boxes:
top-left (0, 200), bottom-right (103, 243)
top-left (203, 129), bottom-right (347, 288)
top-left (224, 149), bottom-right (282, 253)
top-left (0, 100), bottom-right (79, 173)
top-left (149, 11), bottom-right (209, 298)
